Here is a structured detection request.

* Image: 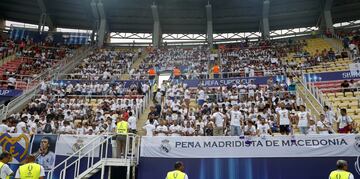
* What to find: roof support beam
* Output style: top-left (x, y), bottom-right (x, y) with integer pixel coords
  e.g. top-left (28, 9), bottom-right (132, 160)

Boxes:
top-left (320, 0), bottom-right (334, 34)
top-left (261, 0), bottom-right (270, 39)
top-left (206, 4), bottom-right (213, 48)
top-left (36, 0), bottom-right (54, 31)
top-left (97, 0), bottom-right (108, 47)
top-left (151, 4), bottom-right (162, 48)
top-left (0, 18), bottom-right (5, 30)
top-left (90, 0), bottom-right (99, 44)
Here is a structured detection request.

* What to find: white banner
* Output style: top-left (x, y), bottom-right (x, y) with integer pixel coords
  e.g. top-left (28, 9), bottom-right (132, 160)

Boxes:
top-left (349, 63), bottom-right (360, 76)
top-left (141, 135), bottom-right (360, 158)
top-left (55, 135), bottom-right (101, 156)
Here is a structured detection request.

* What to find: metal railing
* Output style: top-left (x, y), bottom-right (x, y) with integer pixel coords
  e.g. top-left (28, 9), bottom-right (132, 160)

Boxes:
top-left (297, 77), bottom-right (323, 119)
top-left (46, 135), bottom-right (105, 179)
top-left (47, 134), bottom-right (139, 179)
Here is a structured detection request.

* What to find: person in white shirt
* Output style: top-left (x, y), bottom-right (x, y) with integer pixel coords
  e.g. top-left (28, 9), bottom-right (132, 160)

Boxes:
top-left (296, 105), bottom-right (310, 134)
top-left (324, 105), bottom-right (336, 126)
top-left (7, 76), bottom-right (16, 89)
top-left (257, 119), bottom-right (272, 137)
top-left (308, 119), bottom-right (318, 135)
top-left (75, 123), bottom-right (85, 135)
top-left (229, 106), bottom-right (243, 136)
top-left (317, 114), bottom-right (333, 134)
top-left (0, 152), bottom-right (13, 179)
top-left (169, 121), bottom-right (182, 136)
top-left (0, 119), bottom-right (10, 133)
top-left (277, 102), bottom-right (290, 135)
top-left (155, 121), bottom-right (168, 136)
top-left (59, 121), bottom-right (74, 134)
top-left (127, 112), bottom-right (137, 134)
top-left (32, 137), bottom-right (56, 170)
top-left (184, 88), bottom-right (191, 107)
top-left (337, 108), bottom-right (354, 134)
top-left (182, 123), bottom-right (195, 136)
top-left (194, 124), bottom-right (204, 136)
top-left (142, 119), bottom-right (156, 136)
top-left (197, 88), bottom-right (206, 107)
top-left (211, 107), bottom-right (226, 136)
top-left (244, 121), bottom-right (256, 136)
top-left (16, 118), bottom-right (28, 134)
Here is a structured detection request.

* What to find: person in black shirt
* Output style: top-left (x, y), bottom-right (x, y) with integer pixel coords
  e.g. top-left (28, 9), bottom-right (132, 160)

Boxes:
top-left (340, 80), bottom-right (350, 97)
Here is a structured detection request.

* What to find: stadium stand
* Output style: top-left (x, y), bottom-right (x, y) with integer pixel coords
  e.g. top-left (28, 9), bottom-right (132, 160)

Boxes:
top-left (0, 0), bottom-right (360, 178)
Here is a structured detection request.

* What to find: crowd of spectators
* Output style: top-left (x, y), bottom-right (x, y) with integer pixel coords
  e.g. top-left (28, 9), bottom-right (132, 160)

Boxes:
top-left (135, 46), bottom-right (210, 80)
top-left (68, 49), bottom-right (135, 80)
top-left (339, 29), bottom-right (360, 60)
top-left (143, 77), bottom-right (356, 136)
top-left (219, 47), bottom-right (286, 78)
top-left (49, 81), bottom-right (150, 96)
top-left (143, 78), bottom-right (310, 137)
top-left (0, 42), bottom-right (75, 89)
top-left (0, 80), bottom-right (149, 135)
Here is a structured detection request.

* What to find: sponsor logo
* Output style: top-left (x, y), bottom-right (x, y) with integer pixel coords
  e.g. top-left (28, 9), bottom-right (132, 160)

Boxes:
top-left (160, 139), bottom-right (171, 153)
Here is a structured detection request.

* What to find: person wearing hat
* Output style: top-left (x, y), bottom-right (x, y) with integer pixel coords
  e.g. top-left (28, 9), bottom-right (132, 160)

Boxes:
top-left (329, 160), bottom-right (354, 179)
top-left (166, 161), bottom-right (188, 179)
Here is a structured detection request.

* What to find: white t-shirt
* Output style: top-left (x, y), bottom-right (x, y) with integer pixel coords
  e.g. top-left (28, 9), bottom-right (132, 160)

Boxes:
top-left (142, 124), bottom-right (155, 136)
top-left (308, 125), bottom-right (317, 134)
top-left (0, 124), bottom-right (9, 133)
top-left (156, 125), bottom-right (168, 136)
top-left (182, 127), bottom-right (195, 135)
top-left (15, 164), bottom-right (45, 178)
top-left (297, 111), bottom-right (308, 127)
top-left (169, 125), bottom-right (183, 136)
top-left (230, 110), bottom-right (242, 126)
top-left (244, 125), bottom-right (256, 134)
top-left (212, 112), bottom-right (225, 128)
top-left (316, 121), bottom-right (330, 134)
top-left (198, 90), bottom-right (205, 100)
top-left (184, 89), bottom-right (190, 99)
top-left (0, 163), bottom-right (13, 179)
top-left (325, 111), bottom-right (336, 124)
top-left (278, 109), bottom-right (290, 125)
top-left (128, 116), bottom-right (137, 130)
top-left (338, 116), bottom-right (352, 129)
top-left (257, 123), bottom-right (270, 135)
top-left (16, 122), bottom-right (27, 133)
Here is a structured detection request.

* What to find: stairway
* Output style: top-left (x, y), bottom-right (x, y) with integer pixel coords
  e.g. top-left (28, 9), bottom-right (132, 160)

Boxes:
top-left (120, 50), bottom-right (149, 80)
top-left (295, 78), bottom-right (323, 120)
top-left (323, 37), bottom-right (343, 52)
top-left (136, 96), bottom-right (153, 136)
top-left (47, 134), bottom-right (140, 179)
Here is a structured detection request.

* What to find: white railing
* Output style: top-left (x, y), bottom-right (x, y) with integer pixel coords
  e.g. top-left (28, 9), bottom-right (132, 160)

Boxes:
top-left (46, 135), bottom-right (105, 179)
top-left (297, 77), bottom-right (323, 119)
top-left (47, 134), bottom-right (139, 179)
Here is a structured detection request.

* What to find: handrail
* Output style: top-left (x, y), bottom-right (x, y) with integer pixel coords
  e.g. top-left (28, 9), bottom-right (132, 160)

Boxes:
top-left (297, 77), bottom-right (323, 117)
top-left (46, 135), bottom-right (104, 179)
top-left (55, 134), bottom-right (139, 179)
top-left (317, 86), bottom-right (360, 92)
top-left (297, 82), bottom-right (321, 116)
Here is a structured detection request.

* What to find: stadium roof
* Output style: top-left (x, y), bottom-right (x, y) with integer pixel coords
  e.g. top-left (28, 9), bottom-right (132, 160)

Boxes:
top-left (0, 0), bottom-right (360, 34)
